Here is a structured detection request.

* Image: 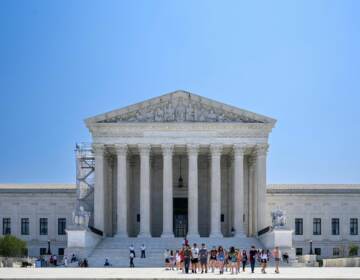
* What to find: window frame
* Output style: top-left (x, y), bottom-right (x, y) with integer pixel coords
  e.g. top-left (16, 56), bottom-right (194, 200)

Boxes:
top-left (57, 218), bottom-right (66, 235)
top-left (21, 218), bottom-right (30, 235)
top-left (295, 218), bottom-right (303, 235)
top-left (39, 218), bottom-right (48, 235)
top-left (350, 218), bottom-right (358, 235)
top-left (331, 218), bottom-right (340, 235)
top-left (313, 218), bottom-right (322, 235)
top-left (2, 218), bottom-right (11, 235)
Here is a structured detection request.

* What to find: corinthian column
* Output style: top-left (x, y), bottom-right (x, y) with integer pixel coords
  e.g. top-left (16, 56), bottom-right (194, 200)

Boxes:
top-left (187, 144), bottom-right (200, 238)
top-left (138, 144), bottom-right (151, 237)
top-left (210, 144), bottom-right (223, 238)
top-left (233, 144), bottom-right (246, 237)
top-left (93, 143), bottom-right (105, 234)
top-left (255, 144), bottom-right (268, 232)
top-left (115, 144), bottom-right (128, 237)
top-left (161, 144), bottom-right (174, 238)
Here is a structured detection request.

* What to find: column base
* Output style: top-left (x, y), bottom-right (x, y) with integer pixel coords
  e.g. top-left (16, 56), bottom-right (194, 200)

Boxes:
top-left (137, 232), bottom-right (152, 238)
top-left (161, 232), bottom-right (174, 238)
top-left (114, 233), bottom-right (128, 238)
top-left (209, 232), bottom-right (223, 238)
top-left (186, 233), bottom-right (200, 239)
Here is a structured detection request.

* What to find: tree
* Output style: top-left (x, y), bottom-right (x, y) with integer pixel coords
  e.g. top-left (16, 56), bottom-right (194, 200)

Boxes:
top-left (0, 235), bottom-right (27, 257)
top-left (349, 244), bottom-right (359, 257)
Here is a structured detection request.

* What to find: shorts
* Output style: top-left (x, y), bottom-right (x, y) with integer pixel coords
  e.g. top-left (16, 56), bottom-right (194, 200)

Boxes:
top-left (260, 259), bottom-right (267, 264)
top-left (165, 258), bottom-right (170, 263)
top-left (275, 257), bottom-right (280, 262)
top-left (191, 258), bottom-right (198, 264)
top-left (200, 258), bottom-right (207, 265)
top-left (210, 256), bottom-right (217, 261)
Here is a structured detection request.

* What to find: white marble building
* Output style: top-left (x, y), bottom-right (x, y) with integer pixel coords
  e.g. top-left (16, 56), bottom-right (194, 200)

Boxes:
top-left (0, 91), bottom-right (359, 259)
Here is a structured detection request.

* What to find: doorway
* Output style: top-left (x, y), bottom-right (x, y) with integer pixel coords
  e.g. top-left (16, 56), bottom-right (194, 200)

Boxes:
top-left (173, 198), bottom-right (188, 237)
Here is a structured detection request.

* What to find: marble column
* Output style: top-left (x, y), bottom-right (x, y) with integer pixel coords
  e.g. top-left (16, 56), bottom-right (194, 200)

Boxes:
top-left (248, 156), bottom-right (256, 236)
top-left (93, 143), bottom-right (105, 234)
top-left (138, 144), bottom-right (152, 237)
top-left (161, 144), bottom-right (174, 238)
top-left (233, 144), bottom-right (246, 237)
top-left (210, 144), bottom-right (223, 238)
top-left (187, 144), bottom-right (200, 238)
top-left (255, 144), bottom-right (268, 232)
top-left (115, 144), bottom-right (128, 237)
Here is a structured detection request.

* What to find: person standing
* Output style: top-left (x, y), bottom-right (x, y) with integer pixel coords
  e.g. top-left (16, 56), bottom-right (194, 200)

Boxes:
top-left (183, 245), bottom-right (192, 274)
top-left (260, 249), bottom-right (268, 274)
top-left (129, 251), bottom-right (135, 268)
top-left (63, 256), bottom-right (68, 267)
top-left (241, 249), bottom-right (248, 272)
top-left (140, 244), bottom-right (146, 258)
top-left (272, 246), bottom-right (281, 274)
top-left (129, 244), bottom-right (136, 258)
top-left (228, 246), bottom-right (238, 275)
top-left (249, 246), bottom-right (257, 273)
top-left (209, 246), bottom-right (217, 273)
top-left (199, 243), bottom-right (208, 273)
top-left (217, 246), bottom-right (226, 274)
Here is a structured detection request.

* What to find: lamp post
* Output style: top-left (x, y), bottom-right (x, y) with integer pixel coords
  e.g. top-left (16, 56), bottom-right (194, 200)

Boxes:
top-left (309, 240), bottom-right (313, 255)
top-left (47, 240), bottom-right (51, 255)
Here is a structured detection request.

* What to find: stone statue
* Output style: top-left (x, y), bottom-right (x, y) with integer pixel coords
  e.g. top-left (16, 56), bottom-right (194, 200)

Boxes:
top-left (72, 206), bottom-right (90, 228)
top-left (271, 208), bottom-right (287, 228)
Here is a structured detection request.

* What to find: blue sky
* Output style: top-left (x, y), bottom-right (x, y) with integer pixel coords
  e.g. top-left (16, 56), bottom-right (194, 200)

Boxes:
top-left (0, 0), bottom-right (359, 184)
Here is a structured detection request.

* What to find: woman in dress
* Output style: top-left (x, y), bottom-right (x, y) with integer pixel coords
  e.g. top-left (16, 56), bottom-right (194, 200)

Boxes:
top-left (217, 246), bottom-right (226, 274)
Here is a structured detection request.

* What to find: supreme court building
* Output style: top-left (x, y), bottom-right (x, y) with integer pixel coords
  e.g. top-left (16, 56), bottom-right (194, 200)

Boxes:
top-left (85, 90), bottom-right (276, 239)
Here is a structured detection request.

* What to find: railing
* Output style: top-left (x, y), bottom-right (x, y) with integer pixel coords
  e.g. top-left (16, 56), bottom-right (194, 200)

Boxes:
top-left (89, 226), bottom-right (103, 236)
top-left (258, 226), bottom-right (271, 236)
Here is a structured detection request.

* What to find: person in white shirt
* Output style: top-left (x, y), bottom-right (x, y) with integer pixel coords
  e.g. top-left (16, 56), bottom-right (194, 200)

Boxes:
top-left (129, 245), bottom-right (136, 258)
top-left (191, 243), bottom-right (199, 273)
top-left (141, 244), bottom-right (146, 258)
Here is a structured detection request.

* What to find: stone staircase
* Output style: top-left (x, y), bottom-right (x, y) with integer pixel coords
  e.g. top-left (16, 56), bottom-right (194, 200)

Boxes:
top-left (87, 236), bottom-right (264, 267)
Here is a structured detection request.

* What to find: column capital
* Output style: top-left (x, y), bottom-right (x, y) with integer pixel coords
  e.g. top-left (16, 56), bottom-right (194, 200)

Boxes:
top-left (92, 143), bottom-right (105, 155)
top-left (115, 144), bottom-right (128, 156)
top-left (138, 144), bottom-right (151, 156)
top-left (247, 156), bottom-right (257, 166)
top-left (161, 144), bottom-right (174, 156)
top-left (233, 144), bottom-right (247, 157)
top-left (210, 144), bottom-right (223, 156)
top-left (255, 144), bottom-right (269, 156)
top-left (187, 144), bottom-right (200, 156)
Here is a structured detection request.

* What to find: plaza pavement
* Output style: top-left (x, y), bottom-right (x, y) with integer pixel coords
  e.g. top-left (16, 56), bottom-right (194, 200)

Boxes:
top-left (0, 267), bottom-right (360, 279)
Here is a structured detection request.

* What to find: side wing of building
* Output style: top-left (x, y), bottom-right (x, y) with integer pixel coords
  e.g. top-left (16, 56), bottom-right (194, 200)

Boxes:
top-left (0, 184), bottom-right (76, 257)
top-left (267, 184), bottom-right (360, 258)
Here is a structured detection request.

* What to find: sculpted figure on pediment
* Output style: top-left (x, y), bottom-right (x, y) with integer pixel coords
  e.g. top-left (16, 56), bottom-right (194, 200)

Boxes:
top-left (99, 97), bottom-right (263, 123)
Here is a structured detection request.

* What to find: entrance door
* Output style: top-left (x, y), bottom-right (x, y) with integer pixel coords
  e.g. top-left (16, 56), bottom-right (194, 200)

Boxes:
top-left (173, 198), bottom-right (188, 237)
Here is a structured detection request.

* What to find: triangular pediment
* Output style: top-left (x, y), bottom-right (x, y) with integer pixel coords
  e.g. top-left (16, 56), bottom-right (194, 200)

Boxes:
top-left (85, 90), bottom-right (276, 125)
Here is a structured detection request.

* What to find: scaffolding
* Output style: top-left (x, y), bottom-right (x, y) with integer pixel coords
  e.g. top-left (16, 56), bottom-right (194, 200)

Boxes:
top-left (75, 142), bottom-right (95, 226)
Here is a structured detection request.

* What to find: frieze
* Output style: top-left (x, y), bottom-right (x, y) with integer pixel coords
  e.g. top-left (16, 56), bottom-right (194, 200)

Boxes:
top-left (98, 97), bottom-right (263, 123)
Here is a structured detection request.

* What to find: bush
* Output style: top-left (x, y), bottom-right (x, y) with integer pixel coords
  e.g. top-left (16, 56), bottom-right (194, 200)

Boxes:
top-left (349, 244), bottom-right (359, 257)
top-left (0, 235), bottom-right (27, 257)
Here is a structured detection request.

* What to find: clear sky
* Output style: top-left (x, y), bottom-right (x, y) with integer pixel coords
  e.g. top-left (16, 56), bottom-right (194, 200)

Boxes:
top-left (0, 0), bottom-right (359, 184)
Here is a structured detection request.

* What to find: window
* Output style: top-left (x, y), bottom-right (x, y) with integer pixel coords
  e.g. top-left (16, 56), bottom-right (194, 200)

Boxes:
top-left (296, 248), bottom-right (303, 256)
top-left (39, 218), bottom-right (48, 235)
top-left (350, 218), bottom-right (358, 235)
top-left (313, 218), bottom-right (321, 235)
top-left (58, 218), bottom-right (66, 235)
top-left (21, 218), bottom-right (29, 235)
top-left (332, 218), bottom-right (340, 235)
top-left (295, 218), bottom-right (303, 235)
top-left (314, 248), bottom-right (321, 256)
top-left (2, 218), bottom-right (11, 235)
top-left (40, 248), bottom-right (47, 255)
top-left (58, 248), bottom-right (64, 255)
top-left (333, 248), bottom-right (340, 256)
top-left (137, 214), bottom-right (140, 222)
top-left (221, 214), bottom-right (225, 222)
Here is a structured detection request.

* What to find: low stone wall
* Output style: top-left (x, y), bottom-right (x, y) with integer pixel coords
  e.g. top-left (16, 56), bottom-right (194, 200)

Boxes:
top-left (322, 257), bottom-right (360, 267)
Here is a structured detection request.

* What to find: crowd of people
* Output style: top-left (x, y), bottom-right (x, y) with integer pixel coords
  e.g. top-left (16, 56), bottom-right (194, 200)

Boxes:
top-left (163, 241), bottom-right (286, 275)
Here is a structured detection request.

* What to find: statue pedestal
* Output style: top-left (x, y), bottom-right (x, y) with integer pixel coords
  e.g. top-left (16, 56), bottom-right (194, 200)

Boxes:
top-left (65, 226), bottom-right (102, 259)
top-left (259, 228), bottom-right (295, 262)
